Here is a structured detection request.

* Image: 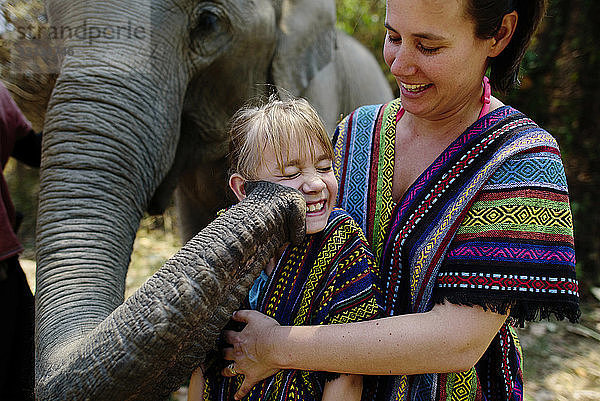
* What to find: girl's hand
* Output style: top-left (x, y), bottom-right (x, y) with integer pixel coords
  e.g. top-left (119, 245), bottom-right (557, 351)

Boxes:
top-left (187, 366), bottom-right (206, 401)
top-left (221, 310), bottom-right (281, 400)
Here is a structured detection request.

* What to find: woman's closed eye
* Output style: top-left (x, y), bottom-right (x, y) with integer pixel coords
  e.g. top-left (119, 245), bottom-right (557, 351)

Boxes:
top-left (417, 43), bottom-right (442, 54)
top-left (385, 27), bottom-right (442, 55)
top-left (386, 32), bottom-right (401, 44)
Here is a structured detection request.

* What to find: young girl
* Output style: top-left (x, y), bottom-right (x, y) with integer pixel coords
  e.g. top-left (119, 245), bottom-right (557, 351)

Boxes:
top-left (187, 97), bottom-right (381, 401)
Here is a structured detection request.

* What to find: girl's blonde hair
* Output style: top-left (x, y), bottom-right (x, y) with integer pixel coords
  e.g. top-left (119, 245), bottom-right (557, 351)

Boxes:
top-left (228, 96), bottom-right (334, 179)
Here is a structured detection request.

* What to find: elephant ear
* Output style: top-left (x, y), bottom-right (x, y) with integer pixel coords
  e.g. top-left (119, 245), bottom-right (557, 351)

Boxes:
top-left (272, 0), bottom-right (336, 96)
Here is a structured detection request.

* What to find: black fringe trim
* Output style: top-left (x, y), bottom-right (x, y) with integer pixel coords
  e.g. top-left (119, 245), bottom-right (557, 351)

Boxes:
top-left (432, 291), bottom-right (581, 327)
top-left (317, 371), bottom-right (342, 383)
top-left (317, 372), bottom-right (380, 389)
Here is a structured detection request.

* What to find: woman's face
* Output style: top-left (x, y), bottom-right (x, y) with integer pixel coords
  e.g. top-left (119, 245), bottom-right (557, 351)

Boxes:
top-left (383, 0), bottom-right (494, 120)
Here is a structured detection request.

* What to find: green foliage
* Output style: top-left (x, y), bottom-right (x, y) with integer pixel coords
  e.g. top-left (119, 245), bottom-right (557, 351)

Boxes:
top-left (336, 0), bottom-right (397, 94)
top-left (336, 0), bottom-right (385, 50)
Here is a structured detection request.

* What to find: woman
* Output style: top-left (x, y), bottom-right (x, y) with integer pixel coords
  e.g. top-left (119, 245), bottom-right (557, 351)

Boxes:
top-left (221, 1), bottom-right (580, 400)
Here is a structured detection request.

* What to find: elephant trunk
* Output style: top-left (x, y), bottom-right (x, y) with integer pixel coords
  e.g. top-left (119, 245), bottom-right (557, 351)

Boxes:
top-left (36, 182), bottom-right (306, 400)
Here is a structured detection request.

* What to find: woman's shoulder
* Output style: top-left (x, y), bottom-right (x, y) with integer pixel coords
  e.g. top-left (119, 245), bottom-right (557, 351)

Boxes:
top-left (339, 98), bottom-right (402, 124)
top-left (487, 104), bottom-right (561, 151)
top-left (334, 99), bottom-right (403, 147)
top-left (482, 106), bottom-right (568, 190)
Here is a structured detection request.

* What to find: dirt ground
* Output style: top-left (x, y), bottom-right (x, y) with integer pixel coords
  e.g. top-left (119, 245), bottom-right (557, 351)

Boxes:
top-left (19, 215), bottom-right (600, 401)
top-left (519, 298), bottom-right (600, 401)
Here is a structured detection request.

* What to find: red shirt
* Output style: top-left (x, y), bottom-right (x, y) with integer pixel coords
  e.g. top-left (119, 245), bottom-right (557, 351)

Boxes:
top-left (0, 81), bottom-right (33, 260)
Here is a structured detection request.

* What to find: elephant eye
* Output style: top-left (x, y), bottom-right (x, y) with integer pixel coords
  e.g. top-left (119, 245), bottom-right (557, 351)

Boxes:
top-left (190, 7), bottom-right (231, 56)
top-left (195, 11), bottom-right (218, 35)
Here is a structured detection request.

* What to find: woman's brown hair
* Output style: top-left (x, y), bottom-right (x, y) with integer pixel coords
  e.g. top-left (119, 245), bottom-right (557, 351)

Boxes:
top-left (466, 0), bottom-right (548, 93)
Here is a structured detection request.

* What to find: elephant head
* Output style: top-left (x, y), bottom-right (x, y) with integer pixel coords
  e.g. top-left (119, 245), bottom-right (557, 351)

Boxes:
top-left (35, 0), bottom-right (392, 398)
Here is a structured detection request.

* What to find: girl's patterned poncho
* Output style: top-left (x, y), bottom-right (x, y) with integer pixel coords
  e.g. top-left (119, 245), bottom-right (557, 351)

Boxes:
top-left (204, 208), bottom-right (382, 401)
top-left (333, 99), bottom-right (580, 401)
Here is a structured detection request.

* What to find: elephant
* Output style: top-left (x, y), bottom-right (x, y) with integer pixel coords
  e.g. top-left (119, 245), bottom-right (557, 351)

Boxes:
top-left (34, 0), bottom-right (393, 399)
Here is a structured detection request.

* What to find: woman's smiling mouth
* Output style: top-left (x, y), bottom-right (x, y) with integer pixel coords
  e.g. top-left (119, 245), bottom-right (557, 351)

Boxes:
top-left (401, 82), bottom-right (433, 93)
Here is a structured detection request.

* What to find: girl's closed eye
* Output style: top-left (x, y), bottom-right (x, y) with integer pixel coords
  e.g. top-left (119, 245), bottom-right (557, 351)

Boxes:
top-left (316, 160), bottom-right (333, 173)
top-left (280, 167), bottom-right (300, 179)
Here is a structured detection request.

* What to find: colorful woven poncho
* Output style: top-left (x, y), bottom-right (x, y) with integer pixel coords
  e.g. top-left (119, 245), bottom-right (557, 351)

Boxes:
top-left (333, 98), bottom-right (580, 401)
top-left (204, 208), bottom-right (381, 401)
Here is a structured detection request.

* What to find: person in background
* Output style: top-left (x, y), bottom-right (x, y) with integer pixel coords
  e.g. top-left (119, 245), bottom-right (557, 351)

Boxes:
top-left (187, 96), bottom-right (381, 401)
top-left (0, 80), bottom-right (41, 401)
top-left (220, 1), bottom-right (580, 400)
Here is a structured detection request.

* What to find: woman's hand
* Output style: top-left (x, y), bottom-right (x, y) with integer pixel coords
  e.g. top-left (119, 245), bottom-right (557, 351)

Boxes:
top-left (221, 310), bottom-right (282, 400)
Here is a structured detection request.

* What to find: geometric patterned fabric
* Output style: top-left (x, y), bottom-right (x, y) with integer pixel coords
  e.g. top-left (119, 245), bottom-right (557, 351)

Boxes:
top-left (333, 100), bottom-right (580, 401)
top-left (439, 150), bottom-right (578, 323)
top-left (203, 209), bottom-right (381, 401)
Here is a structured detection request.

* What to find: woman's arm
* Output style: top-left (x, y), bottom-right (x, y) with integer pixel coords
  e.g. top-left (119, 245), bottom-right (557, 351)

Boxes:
top-left (223, 302), bottom-right (507, 399)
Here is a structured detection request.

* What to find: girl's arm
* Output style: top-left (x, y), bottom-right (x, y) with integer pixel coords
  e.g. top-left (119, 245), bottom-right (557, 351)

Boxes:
top-left (321, 374), bottom-right (362, 401)
top-left (223, 301), bottom-right (507, 400)
top-left (187, 367), bottom-right (206, 401)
